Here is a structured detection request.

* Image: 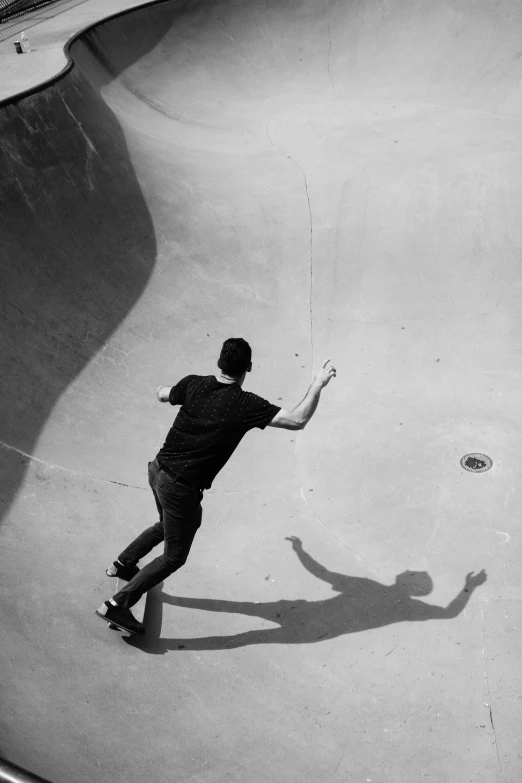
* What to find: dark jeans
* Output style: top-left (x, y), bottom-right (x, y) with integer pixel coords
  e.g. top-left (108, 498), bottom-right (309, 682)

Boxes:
top-left (113, 458), bottom-right (204, 609)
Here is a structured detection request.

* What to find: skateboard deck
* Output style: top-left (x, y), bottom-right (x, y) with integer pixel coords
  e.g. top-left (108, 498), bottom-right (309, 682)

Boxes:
top-left (108, 576), bottom-right (146, 630)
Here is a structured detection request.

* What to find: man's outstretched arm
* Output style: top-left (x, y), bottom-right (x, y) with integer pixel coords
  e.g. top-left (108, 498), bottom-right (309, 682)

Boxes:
top-left (157, 386), bottom-right (172, 402)
top-left (417, 570), bottom-right (487, 620)
top-left (285, 536), bottom-right (338, 585)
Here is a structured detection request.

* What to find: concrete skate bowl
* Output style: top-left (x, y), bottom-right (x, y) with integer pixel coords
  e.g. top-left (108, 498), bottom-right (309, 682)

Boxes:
top-left (2, 0), bottom-right (522, 781)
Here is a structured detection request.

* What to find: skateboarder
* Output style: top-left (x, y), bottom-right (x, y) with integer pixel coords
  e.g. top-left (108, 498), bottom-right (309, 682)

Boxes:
top-left (96, 338), bottom-right (337, 635)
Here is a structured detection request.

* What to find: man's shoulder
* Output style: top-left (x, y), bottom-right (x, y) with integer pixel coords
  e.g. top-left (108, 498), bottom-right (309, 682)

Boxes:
top-left (175, 373), bottom-right (203, 385)
top-left (240, 388), bottom-right (269, 403)
top-left (239, 389), bottom-right (281, 418)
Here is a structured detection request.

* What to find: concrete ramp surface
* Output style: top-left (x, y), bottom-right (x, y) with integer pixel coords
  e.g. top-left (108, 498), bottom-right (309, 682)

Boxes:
top-left (1, 0), bottom-right (522, 780)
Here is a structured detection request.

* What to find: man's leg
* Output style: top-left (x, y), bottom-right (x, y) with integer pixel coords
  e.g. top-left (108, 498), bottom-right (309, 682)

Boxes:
top-left (97, 460), bottom-right (169, 634)
top-left (109, 461), bottom-right (165, 574)
top-left (113, 473), bottom-right (203, 610)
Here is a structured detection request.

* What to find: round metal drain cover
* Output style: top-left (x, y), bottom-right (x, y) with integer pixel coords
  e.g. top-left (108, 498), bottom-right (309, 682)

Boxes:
top-left (460, 453), bottom-right (492, 473)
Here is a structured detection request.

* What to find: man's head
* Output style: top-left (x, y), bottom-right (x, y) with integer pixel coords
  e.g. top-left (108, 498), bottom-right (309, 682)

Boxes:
top-left (217, 338), bottom-right (252, 379)
top-left (394, 570), bottom-right (433, 596)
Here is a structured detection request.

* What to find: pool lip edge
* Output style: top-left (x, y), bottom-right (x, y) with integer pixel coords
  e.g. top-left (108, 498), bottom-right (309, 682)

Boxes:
top-left (0, 0), bottom-right (171, 108)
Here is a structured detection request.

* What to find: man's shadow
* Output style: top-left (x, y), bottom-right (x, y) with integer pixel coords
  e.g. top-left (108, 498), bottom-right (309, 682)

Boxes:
top-left (125, 537), bottom-right (486, 655)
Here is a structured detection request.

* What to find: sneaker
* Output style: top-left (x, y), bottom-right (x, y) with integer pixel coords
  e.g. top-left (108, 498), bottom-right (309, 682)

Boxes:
top-left (95, 601), bottom-right (145, 635)
top-left (106, 560), bottom-right (140, 581)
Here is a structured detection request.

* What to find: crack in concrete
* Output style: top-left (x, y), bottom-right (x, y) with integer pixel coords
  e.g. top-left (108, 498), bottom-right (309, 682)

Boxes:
top-left (331, 742), bottom-right (349, 776)
top-left (322, 0), bottom-right (336, 95)
top-left (0, 439), bottom-right (276, 497)
top-left (264, 119), bottom-right (276, 151)
top-left (59, 94), bottom-right (98, 191)
top-left (0, 294), bottom-right (96, 347)
top-left (0, 439), bottom-right (147, 490)
top-left (218, 18), bottom-right (253, 68)
top-left (265, 121), bottom-right (314, 367)
top-left (480, 599), bottom-right (504, 782)
top-left (218, 18), bottom-right (235, 42)
top-left (1, 294), bottom-right (66, 340)
top-left (60, 94), bottom-right (98, 157)
top-left (264, 120), bottom-right (390, 575)
top-left (293, 160), bottom-right (314, 366)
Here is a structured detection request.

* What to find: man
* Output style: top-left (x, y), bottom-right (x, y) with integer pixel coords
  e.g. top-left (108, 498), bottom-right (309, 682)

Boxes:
top-left (96, 338), bottom-right (336, 635)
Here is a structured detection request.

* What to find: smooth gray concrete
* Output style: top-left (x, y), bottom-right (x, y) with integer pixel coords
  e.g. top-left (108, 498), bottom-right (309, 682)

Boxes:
top-left (1, 1), bottom-right (521, 781)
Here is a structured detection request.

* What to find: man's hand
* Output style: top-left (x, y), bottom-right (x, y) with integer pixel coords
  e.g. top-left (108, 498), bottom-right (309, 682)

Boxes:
top-left (314, 358), bottom-right (337, 388)
top-left (464, 569), bottom-right (487, 591)
top-left (156, 386), bottom-right (172, 403)
top-left (285, 536), bottom-right (302, 549)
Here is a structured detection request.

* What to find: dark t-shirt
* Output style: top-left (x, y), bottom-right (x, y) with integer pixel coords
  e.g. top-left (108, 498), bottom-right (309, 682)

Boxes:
top-left (156, 375), bottom-right (281, 489)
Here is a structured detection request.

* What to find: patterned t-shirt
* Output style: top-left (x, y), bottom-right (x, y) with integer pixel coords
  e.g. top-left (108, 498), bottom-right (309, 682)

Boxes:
top-left (156, 375), bottom-right (281, 489)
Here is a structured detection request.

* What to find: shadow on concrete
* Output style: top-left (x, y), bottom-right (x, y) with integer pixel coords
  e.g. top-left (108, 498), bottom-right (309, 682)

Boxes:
top-left (124, 538), bottom-right (487, 654)
top-left (0, 1), bottom-right (180, 529)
